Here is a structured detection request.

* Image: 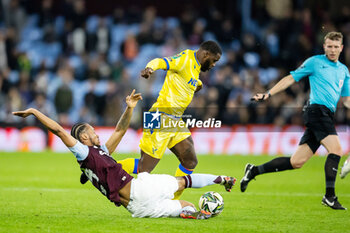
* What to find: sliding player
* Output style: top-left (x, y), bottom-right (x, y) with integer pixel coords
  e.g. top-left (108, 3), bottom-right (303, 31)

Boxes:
top-left (13, 90), bottom-right (235, 219)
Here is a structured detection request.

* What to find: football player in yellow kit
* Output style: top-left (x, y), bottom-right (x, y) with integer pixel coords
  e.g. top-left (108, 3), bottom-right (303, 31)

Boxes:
top-left (136, 41), bottom-right (222, 199)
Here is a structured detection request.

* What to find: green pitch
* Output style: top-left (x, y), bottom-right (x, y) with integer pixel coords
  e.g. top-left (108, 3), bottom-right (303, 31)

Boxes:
top-left (1, 152), bottom-right (350, 233)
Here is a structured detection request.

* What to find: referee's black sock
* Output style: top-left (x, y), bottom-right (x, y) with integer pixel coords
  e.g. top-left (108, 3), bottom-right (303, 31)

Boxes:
top-left (251, 157), bottom-right (294, 177)
top-left (324, 153), bottom-right (341, 198)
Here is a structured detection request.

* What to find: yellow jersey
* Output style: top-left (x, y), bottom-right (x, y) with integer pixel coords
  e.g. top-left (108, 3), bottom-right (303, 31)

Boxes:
top-left (146, 49), bottom-right (202, 116)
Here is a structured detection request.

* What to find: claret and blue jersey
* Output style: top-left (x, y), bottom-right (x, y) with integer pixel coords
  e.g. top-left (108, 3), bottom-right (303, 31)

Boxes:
top-left (69, 141), bottom-right (133, 207)
top-left (290, 54), bottom-right (350, 112)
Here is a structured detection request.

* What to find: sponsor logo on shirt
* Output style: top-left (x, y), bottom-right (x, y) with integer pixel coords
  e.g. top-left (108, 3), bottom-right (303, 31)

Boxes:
top-left (188, 77), bottom-right (198, 87)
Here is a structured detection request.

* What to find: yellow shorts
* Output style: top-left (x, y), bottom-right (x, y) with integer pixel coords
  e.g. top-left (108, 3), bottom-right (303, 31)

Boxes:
top-left (139, 115), bottom-right (191, 159)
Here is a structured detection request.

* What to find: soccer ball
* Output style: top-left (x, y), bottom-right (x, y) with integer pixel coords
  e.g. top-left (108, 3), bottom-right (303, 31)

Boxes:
top-left (198, 191), bottom-right (224, 216)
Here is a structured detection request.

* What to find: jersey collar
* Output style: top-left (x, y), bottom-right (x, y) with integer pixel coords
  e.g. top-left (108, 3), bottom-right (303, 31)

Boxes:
top-left (324, 54), bottom-right (340, 66)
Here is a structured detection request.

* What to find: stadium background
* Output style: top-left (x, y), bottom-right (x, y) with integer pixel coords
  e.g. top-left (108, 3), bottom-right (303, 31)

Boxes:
top-left (1, 1), bottom-right (350, 232)
top-left (0, 0), bottom-right (349, 154)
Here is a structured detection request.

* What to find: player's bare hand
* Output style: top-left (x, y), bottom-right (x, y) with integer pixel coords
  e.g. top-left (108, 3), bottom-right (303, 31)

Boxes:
top-left (126, 89), bottom-right (142, 108)
top-left (12, 108), bottom-right (35, 118)
top-left (251, 93), bottom-right (270, 102)
top-left (140, 67), bottom-right (154, 79)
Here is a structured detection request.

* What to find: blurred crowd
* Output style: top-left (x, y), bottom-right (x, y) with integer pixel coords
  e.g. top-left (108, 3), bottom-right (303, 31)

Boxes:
top-left (0, 0), bottom-right (350, 128)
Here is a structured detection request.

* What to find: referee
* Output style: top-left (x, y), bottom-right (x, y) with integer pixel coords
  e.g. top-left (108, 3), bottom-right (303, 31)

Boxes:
top-left (241, 31), bottom-right (350, 210)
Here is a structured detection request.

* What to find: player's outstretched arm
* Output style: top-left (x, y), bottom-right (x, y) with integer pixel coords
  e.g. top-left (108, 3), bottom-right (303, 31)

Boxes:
top-left (140, 58), bottom-right (167, 79)
top-left (251, 74), bottom-right (295, 102)
top-left (105, 89), bottom-right (142, 154)
top-left (12, 108), bottom-right (77, 147)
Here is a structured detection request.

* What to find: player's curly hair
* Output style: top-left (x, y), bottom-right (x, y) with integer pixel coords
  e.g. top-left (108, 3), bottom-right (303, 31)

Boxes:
top-left (324, 32), bottom-right (343, 44)
top-left (70, 123), bottom-right (87, 142)
top-left (200, 40), bottom-right (222, 55)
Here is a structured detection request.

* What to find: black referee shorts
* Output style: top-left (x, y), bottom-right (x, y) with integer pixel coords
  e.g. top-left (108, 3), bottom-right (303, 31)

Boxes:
top-left (299, 104), bottom-right (337, 153)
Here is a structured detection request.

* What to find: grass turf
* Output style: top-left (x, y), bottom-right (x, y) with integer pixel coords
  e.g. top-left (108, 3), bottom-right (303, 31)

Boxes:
top-left (1, 152), bottom-right (350, 233)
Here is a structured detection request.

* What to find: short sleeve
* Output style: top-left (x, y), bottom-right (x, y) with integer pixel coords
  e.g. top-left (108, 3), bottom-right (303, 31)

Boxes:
top-left (164, 51), bottom-right (187, 73)
top-left (68, 141), bottom-right (89, 161)
top-left (290, 57), bottom-right (315, 82)
top-left (100, 144), bottom-right (110, 154)
top-left (341, 68), bottom-right (350, 97)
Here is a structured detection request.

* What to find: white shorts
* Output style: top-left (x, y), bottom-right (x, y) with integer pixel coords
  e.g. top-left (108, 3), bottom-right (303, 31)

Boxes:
top-left (126, 172), bottom-right (182, 218)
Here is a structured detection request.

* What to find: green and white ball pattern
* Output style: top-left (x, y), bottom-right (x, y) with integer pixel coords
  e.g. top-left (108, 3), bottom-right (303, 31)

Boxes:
top-left (198, 191), bottom-right (224, 216)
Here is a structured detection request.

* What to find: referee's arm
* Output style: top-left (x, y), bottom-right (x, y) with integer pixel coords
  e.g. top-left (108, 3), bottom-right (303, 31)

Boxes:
top-left (251, 74), bottom-right (295, 101)
top-left (268, 74), bottom-right (295, 96)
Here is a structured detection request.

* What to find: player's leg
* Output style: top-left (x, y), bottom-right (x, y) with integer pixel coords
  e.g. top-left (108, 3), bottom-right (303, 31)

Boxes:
top-left (118, 158), bottom-right (139, 174)
top-left (176, 174), bottom-right (236, 192)
top-left (240, 144), bottom-right (314, 192)
top-left (170, 136), bottom-right (197, 199)
top-left (321, 135), bottom-right (342, 198)
top-left (179, 200), bottom-right (211, 219)
top-left (127, 172), bottom-right (209, 219)
top-left (320, 135), bottom-right (346, 210)
top-left (138, 150), bottom-right (160, 173)
top-left (178, 200), bottom-right (195, 208)
top-left (176, 175), bottom-right (235, 219)
top-left (138, 130), bottom-right (169, 173)
top-left (171, 136), bottom-right (197, 176)
top-left (240, 128), bottom-right (318, 192)
top-left (126, 173), bottom-right (182, 218)
top-left (340, 154), bottom-right (350, 178)
top-left (290, 143), bottom-right (315, 168)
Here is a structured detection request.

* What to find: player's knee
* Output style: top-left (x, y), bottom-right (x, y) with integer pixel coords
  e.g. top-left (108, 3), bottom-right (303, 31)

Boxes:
top-left (137, 162), bottom-right (152, 173)
top-left (179, 200), bottom-right (195, 208)
top-left (183, 158), bottom-right (198, 170)
top-left (329, 146), bottom-right (342, 156)
top-left (291, 159), bottom-right (304, 169)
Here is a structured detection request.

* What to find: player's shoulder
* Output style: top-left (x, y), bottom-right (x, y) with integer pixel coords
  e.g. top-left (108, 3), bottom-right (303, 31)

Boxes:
top-left (167, 49), bottom-right (190, 61)
top-left (302, 55), bottom-right (327, 67)
top-left (182, 49), bottom-right (192, 54)
top-left (308, 54), bottom-right (324, 63)
top-left (178, 49), bottom-right (193, 57)
top-left (184, 49), bottom-right (198, 63)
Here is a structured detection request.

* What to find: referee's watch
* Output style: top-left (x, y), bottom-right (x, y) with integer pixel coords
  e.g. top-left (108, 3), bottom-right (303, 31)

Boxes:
top-left (266, 91), bottom-right (271, 98)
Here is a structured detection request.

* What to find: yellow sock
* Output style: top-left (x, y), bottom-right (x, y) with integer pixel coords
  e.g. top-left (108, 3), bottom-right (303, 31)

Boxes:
top-left (173, 164), bottom-right (193, 200)
top-left (117, 158), bottom-right (139, 174)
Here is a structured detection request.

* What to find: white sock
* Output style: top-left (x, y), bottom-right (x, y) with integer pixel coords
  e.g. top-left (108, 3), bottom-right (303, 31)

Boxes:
top-left (184, 174), bottom-right (222, 188)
